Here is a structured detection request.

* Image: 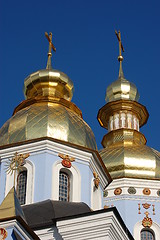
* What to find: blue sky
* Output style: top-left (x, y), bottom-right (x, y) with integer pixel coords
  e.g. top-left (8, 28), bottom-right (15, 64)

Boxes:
top-left (0, 0), bottom-right (160, 150)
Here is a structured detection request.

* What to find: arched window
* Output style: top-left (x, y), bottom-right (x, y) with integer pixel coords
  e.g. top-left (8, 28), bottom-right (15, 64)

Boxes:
top-left (59, 171), bottom-right (70, 201)
top-left (141, 229), bottom-right (155, 240)
top-left (17, 170), bottom-right (27, 205)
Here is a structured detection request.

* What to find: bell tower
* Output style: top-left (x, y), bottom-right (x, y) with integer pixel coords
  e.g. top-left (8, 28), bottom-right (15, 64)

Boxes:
top-left (98, 31), bottom-right (160, 238)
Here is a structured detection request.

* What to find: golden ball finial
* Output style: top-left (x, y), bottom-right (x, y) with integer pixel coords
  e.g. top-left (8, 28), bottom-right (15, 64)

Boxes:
top-left (118, 55), bottom-right (123, 62)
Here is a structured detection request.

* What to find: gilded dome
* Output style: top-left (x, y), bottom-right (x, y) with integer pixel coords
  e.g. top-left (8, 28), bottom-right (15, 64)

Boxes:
top-left (24, 68), bottom-right (74, 101)
top-left (105, 33), bottom-right (139, 103)
top-left (99, 145), bottom-right (160, 180)
top-left (0, 33), bottom-right (97, 150)
top-left (98, 31), bottom-right (159, 180)
top-left (0, 102), bottom-right (97, 149)
top-left (105, 71), bottom-right (140, 103)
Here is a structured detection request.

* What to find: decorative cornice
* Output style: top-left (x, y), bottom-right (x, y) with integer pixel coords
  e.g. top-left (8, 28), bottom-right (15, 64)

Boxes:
top-left (0, 137), bottom-right (112, 188)
top-left (97, 99), bottom-right (149, 129)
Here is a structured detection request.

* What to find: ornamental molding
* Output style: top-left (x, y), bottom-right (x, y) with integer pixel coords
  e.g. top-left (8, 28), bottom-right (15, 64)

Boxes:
top-left (108, 178), bottom-right (160, 188)
top-left (0, 139), bottom-right (109, 189)
top-left (105, 178), bottom-right (160, 197)
top-left (57, 210), bottom-right (131, 240)
top-left (0, 140), bottom-right (93, 162)
top-left (104, 195), bottom-right (160, 203)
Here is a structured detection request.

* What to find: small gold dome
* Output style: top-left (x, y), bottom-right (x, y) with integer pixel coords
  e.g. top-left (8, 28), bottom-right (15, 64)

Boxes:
top-left (99, 31), bottom-right (160, 180)
top-left (106, 75), bottom-right (140, 103)
top-left (99, 145), bottom-right (160, 180)
top-left (0, 102), bottom-right (97, 149)
top-left (106, 31), bottom-right (139, 103)
top-left (24, 68), bottom-right (74, 101)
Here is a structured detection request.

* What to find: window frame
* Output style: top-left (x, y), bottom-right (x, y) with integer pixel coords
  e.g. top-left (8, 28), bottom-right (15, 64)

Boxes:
top-left (59, 171), bottom-right (70, 202)
top-left (141, 228), bottom-right (155, 240)
top-left (16, 169), bottom-right (27, 205)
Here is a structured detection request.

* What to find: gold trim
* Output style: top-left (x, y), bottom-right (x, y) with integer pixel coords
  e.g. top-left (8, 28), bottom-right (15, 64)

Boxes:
top-left (97, 99), bottom-right (149, 129)
top-left (13, 96), bottom-right (82, 117)
top-left (102, 129), bottom-right (146, 147)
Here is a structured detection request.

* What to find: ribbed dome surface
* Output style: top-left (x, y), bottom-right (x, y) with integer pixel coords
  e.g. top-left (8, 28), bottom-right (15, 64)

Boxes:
top-left (99, 145), bottom-right (160, 180)
top-left (0, 102), bottom-right (97, 150)
top-left (106, 76), bottom-right (140, 103)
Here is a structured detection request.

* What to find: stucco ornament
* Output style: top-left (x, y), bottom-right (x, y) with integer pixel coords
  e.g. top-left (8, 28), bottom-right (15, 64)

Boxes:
top-left (142, 212), bottom-right (152, 228)
top-left (5, 152), bottom-right (30, 186)
top-left (0, 228), bottom-right (7, 239)
top-left (93, 172), bottom-right (100, 190)
top-left (58, 153), bottom-right (75, 168)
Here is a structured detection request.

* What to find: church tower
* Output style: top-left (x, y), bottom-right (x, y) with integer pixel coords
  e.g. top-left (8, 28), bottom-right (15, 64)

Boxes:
top-left (98, 31), bottom-right (160, 239)
top-left (0, 32), bottom-right (111, 212)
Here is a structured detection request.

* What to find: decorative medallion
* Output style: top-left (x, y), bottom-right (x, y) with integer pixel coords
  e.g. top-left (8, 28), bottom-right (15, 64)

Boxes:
top-left (128, 187), bottom-right (136, 194)
top-left (58, 154), bottom-right (75, 168)
top-left (143, 188), bottom-right (151, 195)
top-left (0, 228), bottom-right (8, 239)
top-left (103, 190), bottom-right (108, 197)
top-left (142, 203), bottom-right (151, 209)
top-left (157, 189), bottom-right (160, 196)
top-left (5, 152), bottom-right (30, 186)
top-left (142, 212), bottom-right (152, 228)
top-left (114, 188), bottom-right (122, 195)
top-left (93, 172), bottom-right (100, 190)
top-left (5, 152), bottom-right (30, 175)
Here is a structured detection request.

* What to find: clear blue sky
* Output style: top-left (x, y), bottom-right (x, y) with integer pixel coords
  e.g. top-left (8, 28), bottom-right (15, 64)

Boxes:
top-left (0, 0), bottom-right (160, 151)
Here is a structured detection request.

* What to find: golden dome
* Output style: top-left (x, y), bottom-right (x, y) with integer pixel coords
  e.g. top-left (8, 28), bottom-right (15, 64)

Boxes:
top-left (106, 30), bottom-right (139, 103)
top-left (0, 101), bottom-right (97, 149)
top-left (98, 30), bottom-right (160, 180)
top-left (105, 54), bottom-right (139, 102)
top-left (106, 74), bottom-right (140, 103)
top-left (0, 32), bottom-right (97, 150)
top-left (99, 144), bottom-right (160, 180)
top-left (24, 68), bottom-right (74, 101)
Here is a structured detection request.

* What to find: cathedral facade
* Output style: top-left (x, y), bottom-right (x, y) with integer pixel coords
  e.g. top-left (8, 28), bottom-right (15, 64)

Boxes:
top-left (0, 32), bottom-right (159, 240)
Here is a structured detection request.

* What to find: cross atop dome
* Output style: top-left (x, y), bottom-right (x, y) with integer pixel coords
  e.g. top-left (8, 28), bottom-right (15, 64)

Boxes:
top-left (115, 30), bottom-right (125, 78)
top-left (45, 32), bottom-right (56, 69)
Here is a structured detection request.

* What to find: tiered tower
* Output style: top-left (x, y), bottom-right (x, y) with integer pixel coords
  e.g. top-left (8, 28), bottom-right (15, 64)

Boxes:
top-left (98, 31), bottom-right (160, 239)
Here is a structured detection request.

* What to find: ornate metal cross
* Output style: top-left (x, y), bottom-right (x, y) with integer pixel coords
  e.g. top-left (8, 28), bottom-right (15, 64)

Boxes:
top-left (45, 32), bottom-right (56, 69)
top-left (45, 32), bottom-right (56, 55)
top-left (115, 30), bottom-right (124, 61)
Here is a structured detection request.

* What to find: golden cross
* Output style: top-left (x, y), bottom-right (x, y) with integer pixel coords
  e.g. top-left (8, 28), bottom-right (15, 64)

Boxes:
top-left (115, 30), bottom-right (124, 61)
top-left (45, 32), bottom-right (56, 69)
top-left (45, 32), bottom-right (56, 55)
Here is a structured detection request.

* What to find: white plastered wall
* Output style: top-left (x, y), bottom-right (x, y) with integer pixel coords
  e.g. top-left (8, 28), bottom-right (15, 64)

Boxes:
top-left (91, 177), bottom-right (102, 210)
